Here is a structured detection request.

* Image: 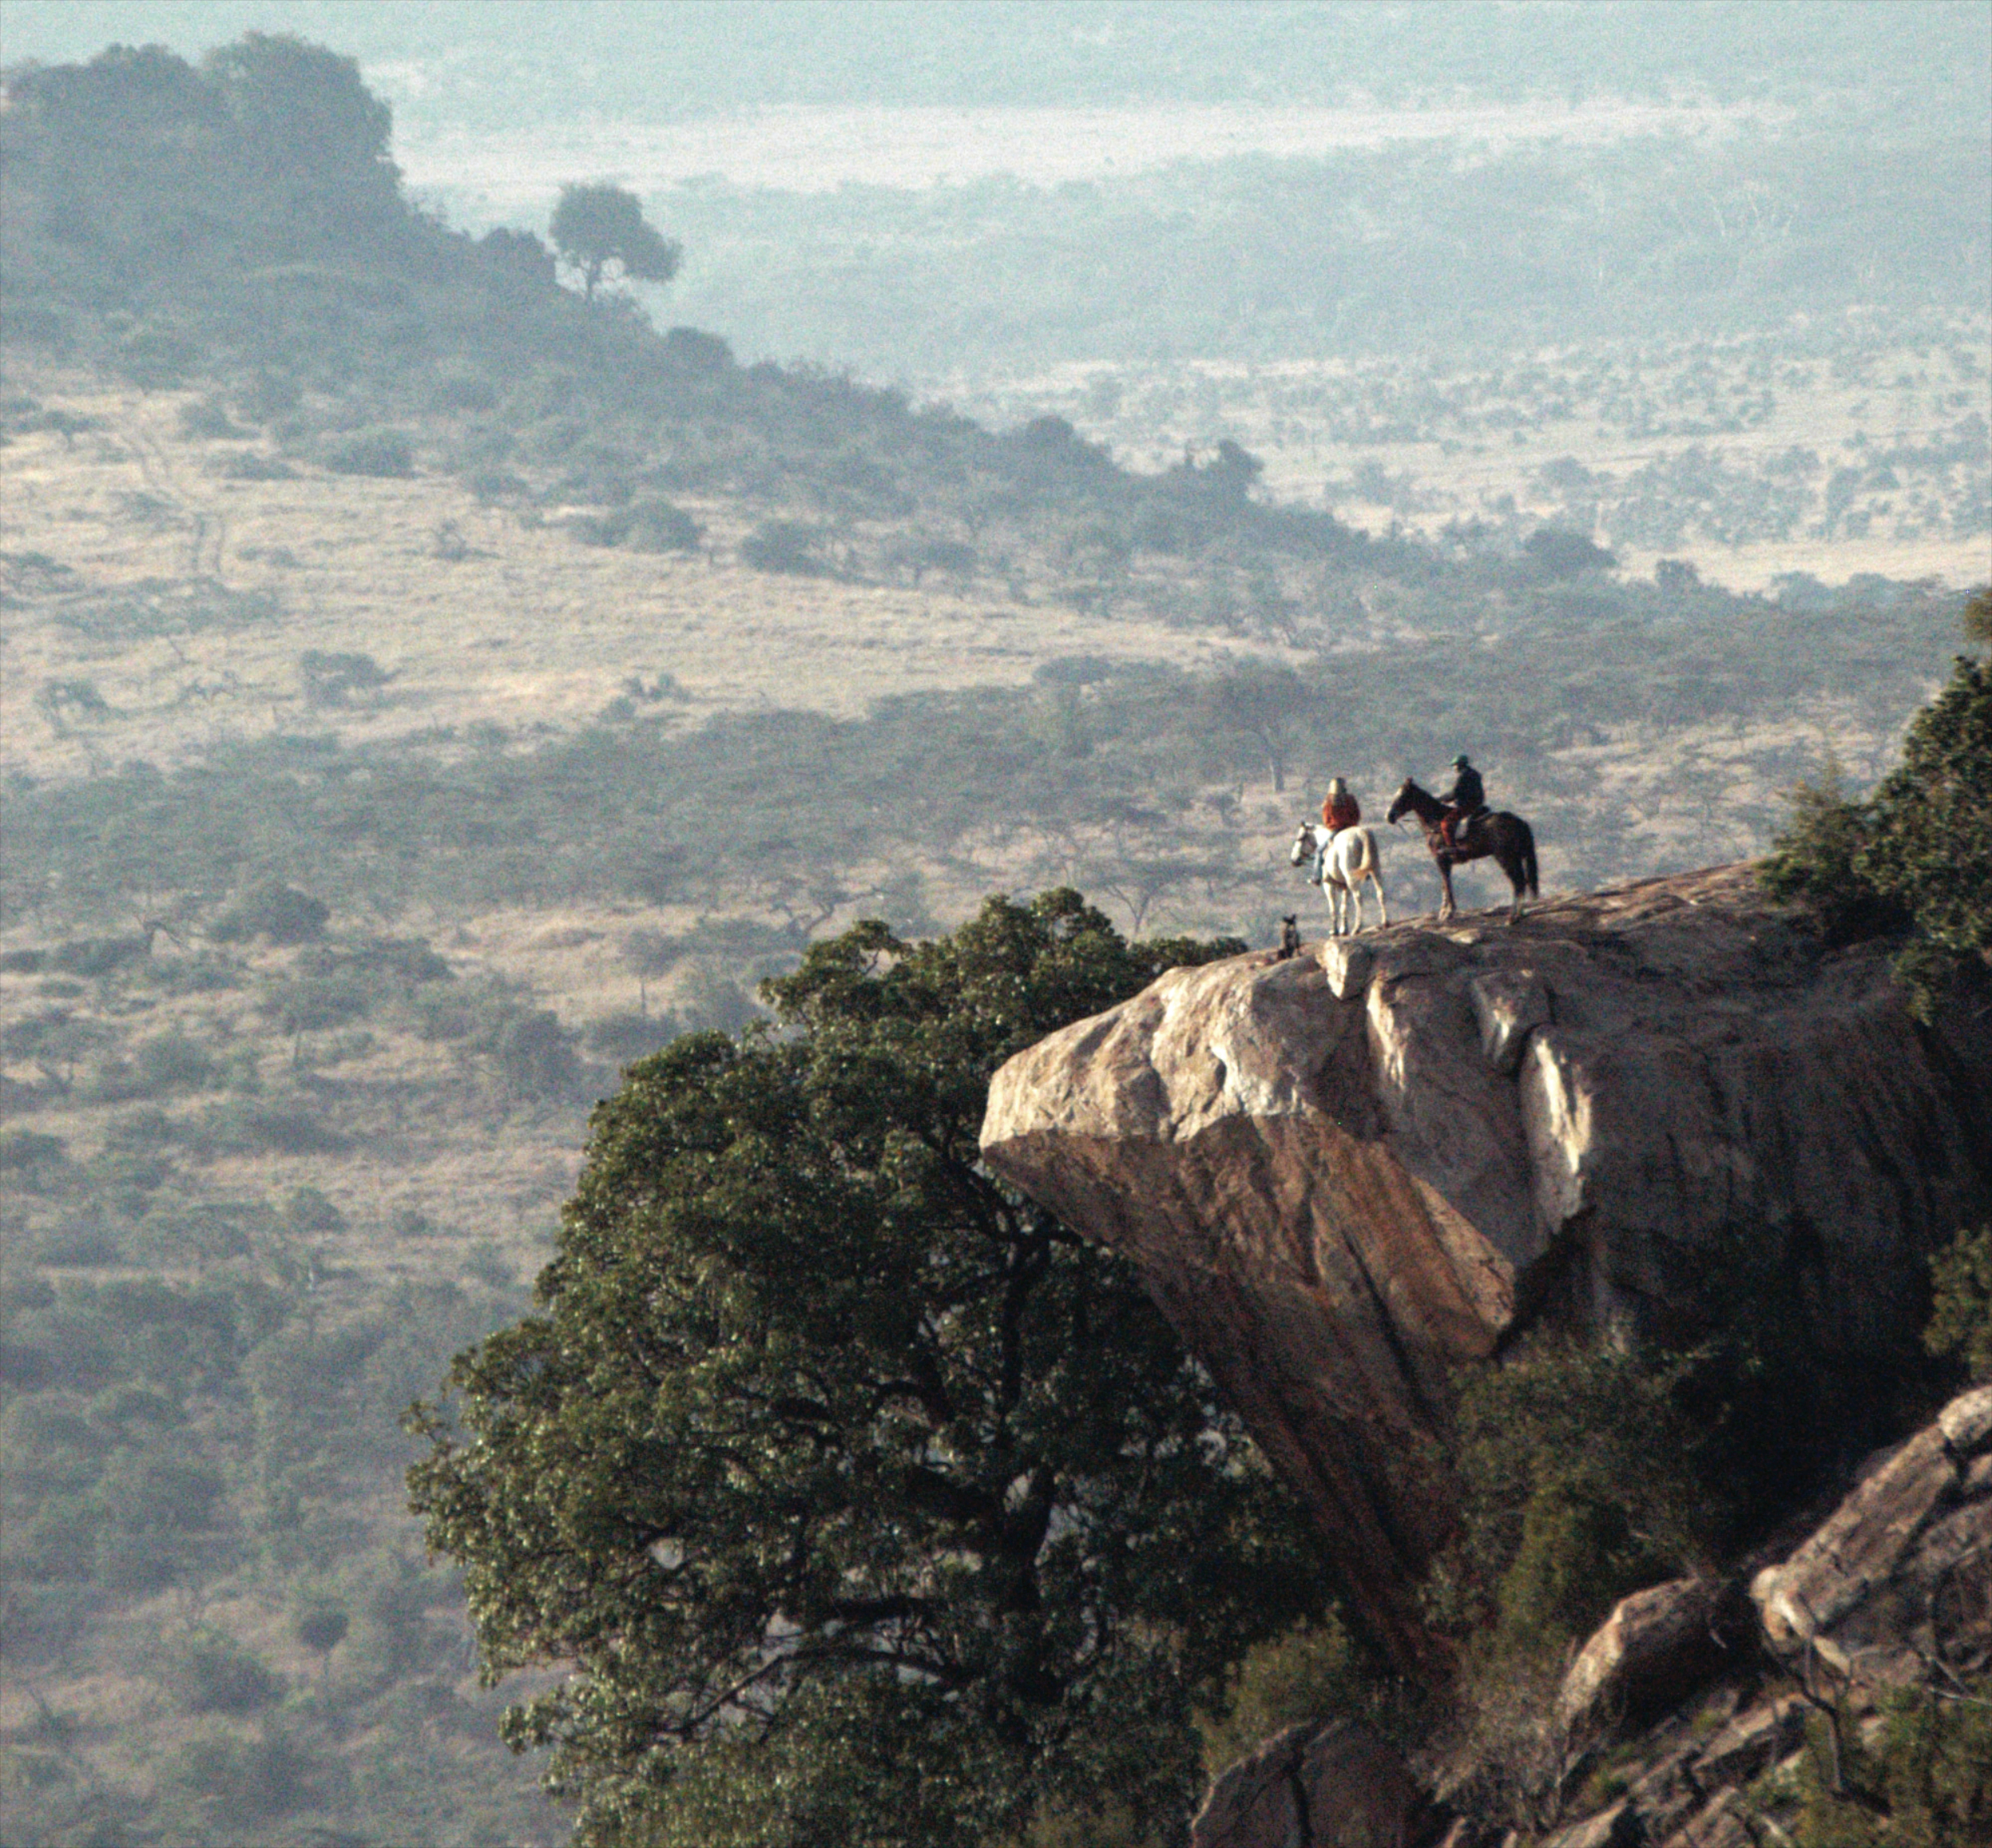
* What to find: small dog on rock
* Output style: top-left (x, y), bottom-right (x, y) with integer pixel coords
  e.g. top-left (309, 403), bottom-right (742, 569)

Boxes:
top-left (1276, 915), bottom-right (1301, 960)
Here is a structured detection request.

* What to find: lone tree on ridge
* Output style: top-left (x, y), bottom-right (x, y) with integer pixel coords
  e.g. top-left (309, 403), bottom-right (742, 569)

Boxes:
top-left (549, 182), bottom-right (681, 300)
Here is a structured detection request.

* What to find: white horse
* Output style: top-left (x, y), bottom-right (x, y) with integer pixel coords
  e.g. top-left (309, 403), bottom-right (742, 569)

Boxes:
top-left (1290, 823), bottom-right (1390, 936)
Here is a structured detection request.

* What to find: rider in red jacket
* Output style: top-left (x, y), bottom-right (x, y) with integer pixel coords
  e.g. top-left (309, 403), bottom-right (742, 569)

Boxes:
top-left (1321, 778), bottom-right (1361, 834)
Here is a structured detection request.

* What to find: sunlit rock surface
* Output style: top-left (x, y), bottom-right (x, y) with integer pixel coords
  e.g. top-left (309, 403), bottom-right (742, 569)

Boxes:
top-left (980, 865), bottom-right (1992, 1667)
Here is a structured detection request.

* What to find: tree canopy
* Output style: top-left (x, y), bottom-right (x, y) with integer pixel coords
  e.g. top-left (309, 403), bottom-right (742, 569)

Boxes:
top-left (550, 182), bottom-right (683, 300)
top-left (1762, 587), bottom-right (1992, 1013)
top-left (410, 892), bottom-right (1327, 1848)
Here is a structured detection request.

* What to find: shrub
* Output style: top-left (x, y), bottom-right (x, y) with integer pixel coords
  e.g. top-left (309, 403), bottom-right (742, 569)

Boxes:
top-left (298, 649), bottom-right (390, 707)
top-left (206, 1101), bottom-right (347, 1155)
top-left (177, 397), bottom-right (244, 440)
top-left (1759, 762), bottom-right (1908, 944)
top-left (163, 1726), bottom-right (327, 1823)
top-left (258, 974), bottom-right (371, 1034)
top-left (280, 1186), bottom-right (346, 1237)
top-left (321, 428), bottom-right (414, 477)
top-left (1783, 1681), bottom-right (1992, 1846)
top-left (108, 1032), bottom-right (218, 1099)
top-left (0, 1128), bottom-right (69, 1170)
top-left (210, 881), bottom-right (329, 944)
top-left (468, 465), bottom-right (528, 503)
top-left (1925, 1226), bottom-right (1992, 1379)
top-left (493, 1009), bottom-right (581, 1100)
top-left (740, 517), bottom-right (827, 575)
top-left (1196, 1615), bottom-right (1374, 1779)
top-left (433, 373), bottom-right (498, 412)
top-left (1437, 1341), bottom-right (1714, 1650)
top-left (163, 1626), bottom-right (281, 1714)
top-left (622, 496), bottom-right (701, 552)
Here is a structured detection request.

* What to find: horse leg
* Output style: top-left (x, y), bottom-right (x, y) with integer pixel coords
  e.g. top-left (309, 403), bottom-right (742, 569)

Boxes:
top-left (1504, 850), bottom-right (1526, 922)
top-left (1437, 858), bottom-right (1457, 921)
top-left (1372, 869), bottom-right (1389, 930)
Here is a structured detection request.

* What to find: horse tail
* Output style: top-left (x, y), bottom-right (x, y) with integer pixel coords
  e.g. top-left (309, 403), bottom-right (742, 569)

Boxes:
top-left (1519, 821), bottom-right (1539, 898)
top-left (1355, 827), bottom-right (1376, 877)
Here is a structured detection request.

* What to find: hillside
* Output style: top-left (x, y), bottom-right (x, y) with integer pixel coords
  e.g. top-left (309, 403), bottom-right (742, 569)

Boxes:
top-left (0, 32), bottom-right (1984, 1848)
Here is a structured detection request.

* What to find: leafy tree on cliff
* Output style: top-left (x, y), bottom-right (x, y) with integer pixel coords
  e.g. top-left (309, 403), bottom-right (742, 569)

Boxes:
top-left (409, 893), bottom-right (1323, 1848)
top-left (550, 182), bottom-right (682, 300)
top-left (1762, 587), bottom-right (1991, 1014)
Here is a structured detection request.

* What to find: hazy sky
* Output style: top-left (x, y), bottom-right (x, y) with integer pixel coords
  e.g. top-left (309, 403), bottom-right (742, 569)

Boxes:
top-left (6, 2), bottom-right (1986, 132)
top-left (10, 0), bottom-right (1985, 238)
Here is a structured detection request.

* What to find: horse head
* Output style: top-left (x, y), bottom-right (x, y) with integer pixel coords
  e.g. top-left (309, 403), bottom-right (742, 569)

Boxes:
top-left (1288, 824), bottom-right (1318, 866)
top-left (1385, 780), bottom-right (1416, 826)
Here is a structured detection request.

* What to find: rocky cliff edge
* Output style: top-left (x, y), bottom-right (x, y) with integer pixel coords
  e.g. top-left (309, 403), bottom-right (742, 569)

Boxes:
top-left (979, 867), bottom-right (1992, 1669)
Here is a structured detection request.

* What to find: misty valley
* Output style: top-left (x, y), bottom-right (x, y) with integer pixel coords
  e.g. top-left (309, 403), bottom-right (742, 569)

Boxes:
top-left (1, 11), bottom-right (1988, 1848)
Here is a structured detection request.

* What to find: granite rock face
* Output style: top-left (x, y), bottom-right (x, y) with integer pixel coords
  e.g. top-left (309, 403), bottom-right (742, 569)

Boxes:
top-left (1751, 1382), bottom-right (1992, 1689)
top-left (1190, 1718), bottom-right (1430, 1848)
top-left (1190, 1387), bottom-right (1991, 1848)
top-left (980, 867), bottom-right (1992, 1668)
top-left (1555, 1578), bottom-right (1741, 1744)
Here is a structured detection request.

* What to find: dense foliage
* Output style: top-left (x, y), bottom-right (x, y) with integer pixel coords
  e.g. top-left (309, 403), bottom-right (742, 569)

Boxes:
top-left (1762, 590), bottom-right (1992, 1014)
top-left (1786, 1683), bottom-right (1992, 1848)
top-left (1924, 1225), bottom-right (1992, 1381)
top-left (410, 893), bottom-right (1327, 1847)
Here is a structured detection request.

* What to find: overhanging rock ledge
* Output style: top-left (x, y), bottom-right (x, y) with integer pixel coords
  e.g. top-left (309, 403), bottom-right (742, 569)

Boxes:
top-left (978, 865), bottom-right (1992, 1671)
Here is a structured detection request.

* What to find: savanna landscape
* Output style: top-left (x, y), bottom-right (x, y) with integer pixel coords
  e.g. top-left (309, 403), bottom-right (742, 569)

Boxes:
top-left (1, 7), bottom-right (1987, 1846)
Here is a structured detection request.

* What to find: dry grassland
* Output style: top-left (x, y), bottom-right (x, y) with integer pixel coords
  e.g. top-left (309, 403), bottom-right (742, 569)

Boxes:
top-left (1, 367), bottom-right (1247, 787)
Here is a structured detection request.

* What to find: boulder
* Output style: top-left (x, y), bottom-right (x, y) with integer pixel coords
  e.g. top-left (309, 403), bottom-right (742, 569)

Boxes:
top-left (1750, 1383), bottom-right (1992, 1686)
top-left (1190, 1717), bottom-right (1429, 1848)
top-left (981, 866), bottom-right (1992, 1669)
top-left (1556, 1579), bottom-right (1738, 1742)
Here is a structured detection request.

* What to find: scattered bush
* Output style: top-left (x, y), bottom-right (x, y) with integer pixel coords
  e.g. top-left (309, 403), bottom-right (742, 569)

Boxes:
top-left (162, 1725), bottom-right (329, 1823)
top-left (1782, 1681), bottom-right (1992, 1846)
top-left (0, 1128), bottom-right (69, 1170)
top-left (299, 649), bottom-right (390, 707)
top-left (163, 1626), bottom-right (281, 1714)
top-left (280, 1185), bottom-right (347, 1237)
top-left (211, 882), bottom-right (330, 945)
top-left (1196, 1615), bottom-right (1375, 1779)
top-left (1925, 1226), bottom-right (1992, 1379)
top-left (740, 517), bottom-right (828, 575)
top-left (621, 496), bottom-right (701, 553)
top-left (178, 397), bottom-right (245, 440)
top-left (321, 428), bottom-right (414, 477)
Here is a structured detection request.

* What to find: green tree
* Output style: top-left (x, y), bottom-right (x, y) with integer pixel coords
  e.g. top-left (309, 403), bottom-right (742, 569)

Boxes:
top-left (1761, 588), bottom-right (1991, 1014)
top-left (1200, 660), bottom-right (1315, 795)
top-left (410, 893), bottom-right (1321, 1848)
top-left (1924, 1226), bottom-right (1992, 1380)
top-left (204, 32), bottom-right (396, 202)
top-left (550, 183), bottom-right (683, 301)
top-left (1858, 649), bottom-right (1992, 1007)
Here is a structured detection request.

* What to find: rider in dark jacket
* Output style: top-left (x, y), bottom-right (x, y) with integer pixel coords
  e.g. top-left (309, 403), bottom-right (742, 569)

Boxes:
top-left (1441, 755), bottom-right (1486, 851)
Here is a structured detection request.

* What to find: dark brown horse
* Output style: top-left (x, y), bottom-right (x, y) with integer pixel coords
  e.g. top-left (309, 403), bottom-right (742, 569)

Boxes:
top-left (1386, 778), bottom-right (1539, 921)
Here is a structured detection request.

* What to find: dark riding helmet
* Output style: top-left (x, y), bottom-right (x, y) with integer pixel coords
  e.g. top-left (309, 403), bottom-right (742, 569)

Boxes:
top-left (1452, 754), bottom-right (1472, 768)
